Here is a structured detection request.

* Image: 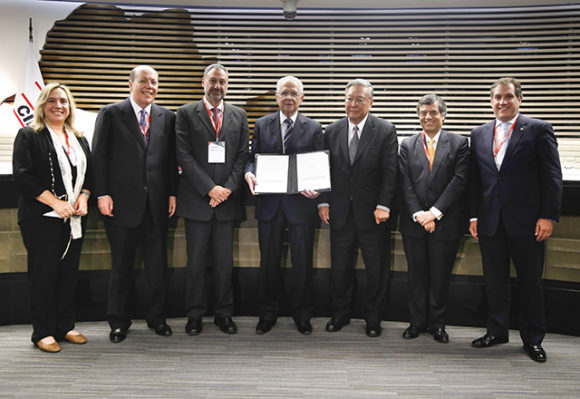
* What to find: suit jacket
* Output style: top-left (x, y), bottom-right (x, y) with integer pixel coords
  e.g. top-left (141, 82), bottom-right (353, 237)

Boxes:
top-left (469, 114), bottom-right (562, 237)
top-left (175, 99), bottom-right (249, 222)
top-left (13, 126), bottom-right (92, 224)
top-left (398, 130), bottom-right (469, 240)
top-left (322, 113), bottom-right (398, 230)
top-left (245, 111), bottom-right (324, 224)
top-left (91, 98), bottom-right (177, 228)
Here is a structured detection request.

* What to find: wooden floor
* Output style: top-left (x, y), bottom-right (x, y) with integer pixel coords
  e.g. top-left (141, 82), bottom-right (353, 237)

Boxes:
top-left (1, 317), bottom-right (579, 398)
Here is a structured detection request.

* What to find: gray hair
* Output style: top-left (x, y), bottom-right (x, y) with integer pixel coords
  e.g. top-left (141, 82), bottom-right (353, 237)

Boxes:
top-left (345, 78), bottom-right (374, 99)
top-left (417, 93), bottom-right (447, 116)
top-left (204, 63), bottom-right (229, 78)
top-left (276, 75), bottom-right (303, 94)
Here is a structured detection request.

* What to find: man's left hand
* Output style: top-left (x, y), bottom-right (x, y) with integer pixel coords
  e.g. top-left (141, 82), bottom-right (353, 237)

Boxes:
top-left (374, 208), bottom-right (390, 224)
top-left (168, 196), bottom-right (176, 217)
top-left (416, 210), bottom-right (436, 226)
top-left (301, 189), bottom-right (320, 199)
top-left (535, 218), bottom-right (554, 242)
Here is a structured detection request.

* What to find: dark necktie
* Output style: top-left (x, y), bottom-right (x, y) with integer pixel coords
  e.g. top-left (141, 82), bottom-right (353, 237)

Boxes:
top-left (283, 118), bottom-right (293, 153)
top-left (349, 125), bottom-right (359, 164)
top-left (212, 107), bottom-right (221, 135)
top-left (139, 109), bottom-right (149, 143)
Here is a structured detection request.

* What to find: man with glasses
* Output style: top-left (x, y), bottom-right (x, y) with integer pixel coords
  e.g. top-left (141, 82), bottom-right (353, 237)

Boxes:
top-left (245, 76), bottom-right (323, 335)
top-left (318, 79), bottom-right (398, 337)
top-left (176, 64), bottom-right (249, 336)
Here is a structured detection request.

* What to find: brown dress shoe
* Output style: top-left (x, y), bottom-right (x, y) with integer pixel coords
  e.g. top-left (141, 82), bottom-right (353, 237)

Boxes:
top-left (65, 332), bottom-right (88, 344)
top-left (36, 340), bottom-right (61, 353)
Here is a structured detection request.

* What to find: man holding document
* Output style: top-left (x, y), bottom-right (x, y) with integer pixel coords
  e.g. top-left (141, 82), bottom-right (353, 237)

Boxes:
top-left (245, 76), bottom-right (324, 335)
top-left (319, 79), bottom-right (398, 338)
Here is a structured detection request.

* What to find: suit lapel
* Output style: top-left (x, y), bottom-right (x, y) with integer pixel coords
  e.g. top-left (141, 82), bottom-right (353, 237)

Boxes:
top-left (196, 100), bottom-right (216, 141)
top-left (147, 103), bottom-right (163, 147)
top-left (121, 99), bottom-right (146, 151)
top-left (482, 121), bottom-right (496, 169)
top-left (501, 114), bottom-right (525, 168)
top-left (354, 113), bottom-right (374, 164)
top-left (414, 133), bottom-right (430, 174)
top-left (337, 118), bottom-right (350, 165)
top-left (268, 113), bottom-right (283, 151)
top-left (429, 130), bottom-right (449, 182)
top-left (287, 113), bottom-right (306, 150)
top-left (219, 103), bottom-right (230, 141)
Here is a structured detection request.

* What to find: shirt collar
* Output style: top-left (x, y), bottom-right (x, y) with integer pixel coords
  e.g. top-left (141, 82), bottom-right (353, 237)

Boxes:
top-left (423, 130), bottom-right (441, 143)
top-left (204, 96), bottom-right (224, 112)
top-left (348, 113), bottom-right (369, 133)
top-left (129, 97), bottom-right (152, 116)
top-left (280, 111), bottom-right (298, 125)
top-left (495, 113), bottom-right (519, 127)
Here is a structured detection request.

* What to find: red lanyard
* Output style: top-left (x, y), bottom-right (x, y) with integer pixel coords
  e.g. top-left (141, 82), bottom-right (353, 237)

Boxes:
top-left (493, 116), bottom-right (518, 158)
top-left (63, 132), bottom-right (70, 155)
top-left (204, 100), bottom-right (223, 139)
top-left (421, 132), bottom-right (435, 169)
top-left (139, 113), bottom-right (151, 137)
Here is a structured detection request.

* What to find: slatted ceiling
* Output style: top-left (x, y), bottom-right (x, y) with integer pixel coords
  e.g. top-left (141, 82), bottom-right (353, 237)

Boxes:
top-left (37, 3), bottom-right (580, 142)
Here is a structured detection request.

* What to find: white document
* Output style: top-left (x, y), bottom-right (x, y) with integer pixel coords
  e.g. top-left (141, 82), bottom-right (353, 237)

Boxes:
top-left (296, 151), bottom-right (331, 192)
top-left (254, 154), bottom-right (289, 194)
top-left (208, 141), bottom-right (226, 163)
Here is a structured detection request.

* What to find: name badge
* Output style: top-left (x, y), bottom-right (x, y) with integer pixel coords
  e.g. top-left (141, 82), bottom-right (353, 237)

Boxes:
top-left (208, 141), bottom-right (226, 163)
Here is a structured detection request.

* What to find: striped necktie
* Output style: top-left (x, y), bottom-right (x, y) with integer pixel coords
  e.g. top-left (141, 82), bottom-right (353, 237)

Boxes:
top-left (283, 118), bottom-right (293, 153)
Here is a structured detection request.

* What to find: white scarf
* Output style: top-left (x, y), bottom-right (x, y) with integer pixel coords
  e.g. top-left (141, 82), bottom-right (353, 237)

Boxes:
top-left (44, 125), bottom-right (87, 239)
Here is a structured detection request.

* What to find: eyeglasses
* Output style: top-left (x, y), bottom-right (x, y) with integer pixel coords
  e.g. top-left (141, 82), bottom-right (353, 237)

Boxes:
top-left (345, 96), bottom-right (369, 105)
top-left (277, 91), bottom-right (302, 98)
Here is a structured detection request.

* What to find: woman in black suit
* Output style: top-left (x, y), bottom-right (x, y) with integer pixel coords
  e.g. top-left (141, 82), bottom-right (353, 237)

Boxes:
top-left (13, 83), bottom-right (92, 353)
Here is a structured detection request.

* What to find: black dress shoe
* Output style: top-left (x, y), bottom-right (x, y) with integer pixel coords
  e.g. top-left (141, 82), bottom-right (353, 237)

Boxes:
top-left (431, 327), bottom-right (449, 343)
top-left (185, 318), bottom-right (202, 336)
top-left (109, 328), bottom-right (128, 343)
top-left (365, 322), bottom-right (382, 338)
top-left (325, 316), bottom-right (350, 332)
top-left (403, 325), bottom-right (421, 339)
top-left (256, 319), bottom-right (276, 334)
top-left (523, 344), bottom-right (547, 363)
top-left (215, 316), bottom-right (237, 334)
top-left (153, 322), bottom-right (172, 337)
top-left (296, 320), bottom-right (313, 335)
top-left (471, 333), bottom-right (508, 348)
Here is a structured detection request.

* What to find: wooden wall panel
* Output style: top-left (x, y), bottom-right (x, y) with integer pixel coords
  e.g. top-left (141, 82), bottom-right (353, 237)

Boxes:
top-left (38, 3), bottom-right (580, 140)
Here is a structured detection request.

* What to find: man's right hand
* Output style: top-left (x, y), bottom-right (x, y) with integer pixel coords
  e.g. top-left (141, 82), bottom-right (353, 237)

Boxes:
top-left (245, 172), bottom-right (257, 195)
top-left (469, 220), bottom-right (478, 240)
top-left (98, 195), bottom-right (114, 217)
top-left (318, 206), bottom-right (330, 225)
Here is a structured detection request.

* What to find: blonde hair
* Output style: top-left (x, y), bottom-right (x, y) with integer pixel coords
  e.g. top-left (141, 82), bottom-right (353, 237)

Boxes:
top-left (30, 83), bottom-right (81, 137)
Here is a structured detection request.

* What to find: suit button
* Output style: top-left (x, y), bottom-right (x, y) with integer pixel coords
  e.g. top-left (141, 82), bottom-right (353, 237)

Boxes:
top-left (144, 186), bottom-right (148, 191)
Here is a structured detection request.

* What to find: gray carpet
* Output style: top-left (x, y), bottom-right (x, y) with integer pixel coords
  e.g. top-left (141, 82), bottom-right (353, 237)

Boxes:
top-left (1, 317), bottom-right (578, 398)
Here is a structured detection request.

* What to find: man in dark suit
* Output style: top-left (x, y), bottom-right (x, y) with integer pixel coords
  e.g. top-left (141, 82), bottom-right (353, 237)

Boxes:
top-left (175, 64), bottom-right (249, 336)
top-left (398, 94), bottom-right (469, 344)
top-left (245, 76), bottom-right (324, 335)
top-left (469, 77), bottom-right (562, 362)
top-left (318, 79), bottom-right (398, 338)
top-left (92, 65), bottom-right (177, 343)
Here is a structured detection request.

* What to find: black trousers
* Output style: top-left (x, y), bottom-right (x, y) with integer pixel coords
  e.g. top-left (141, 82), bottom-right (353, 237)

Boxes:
top-left (184, 217), bottom-right (235, 319)
top-left (20, 216), bottom-right (83, 344)
top-left (478, 218), bottom-right (546, 345)
top-left (402, 234), bottom-right (459, 330)
top-left (105, 206), bottom-right (168, 330)
top-left (329, 209), bottom-right (390, 323)
top-left (257, 206), bottom-right (314, 322)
